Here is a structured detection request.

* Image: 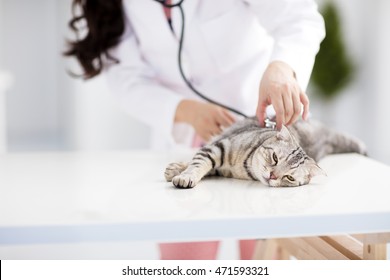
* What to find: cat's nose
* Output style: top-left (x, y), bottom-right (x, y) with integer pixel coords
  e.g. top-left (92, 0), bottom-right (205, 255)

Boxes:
top-left (269, 171), bottom-right (277, 180)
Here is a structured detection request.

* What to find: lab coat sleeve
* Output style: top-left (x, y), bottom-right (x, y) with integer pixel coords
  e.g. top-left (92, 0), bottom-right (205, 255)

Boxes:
top-left (104, 29), bottom-right (185, 147)
top-left (244, 0), bottom-right (325, 91)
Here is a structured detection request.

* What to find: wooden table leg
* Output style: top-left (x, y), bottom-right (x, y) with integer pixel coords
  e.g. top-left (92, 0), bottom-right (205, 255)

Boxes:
top-left (252, 239), bottom-right (277, 260)
top-left (253, 233), bottom-right (389, 260)
top-left (252, 239), bottom-right (290, 260)
top-left (354, 233), bottom-right (389, 260)
top-left (363, 243), bottom-right (386, 260)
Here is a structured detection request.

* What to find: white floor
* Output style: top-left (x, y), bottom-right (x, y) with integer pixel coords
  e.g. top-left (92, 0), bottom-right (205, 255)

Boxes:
top-left (0, 241), bottom-right (388, 260)
top-left (0, 240), bottom-right (238, 260)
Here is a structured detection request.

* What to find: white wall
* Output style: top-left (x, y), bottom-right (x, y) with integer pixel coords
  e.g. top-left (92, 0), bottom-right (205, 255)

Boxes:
top-left (1, 0), bottom-right (389, 162)
top-left (310, 0), bottom-right (390, 164)
top-left (371, 0), bottom-right (390, 163)
top-left (1, 0), bottom-right (59, 150)
top-left (1, 0), bottom-right (150, 152)
top-left (56, 0), bottom-right (150, 151)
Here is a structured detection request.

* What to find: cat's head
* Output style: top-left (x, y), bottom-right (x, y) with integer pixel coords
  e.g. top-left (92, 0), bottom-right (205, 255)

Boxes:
top-left (252, 126), bottom-right (325, 187)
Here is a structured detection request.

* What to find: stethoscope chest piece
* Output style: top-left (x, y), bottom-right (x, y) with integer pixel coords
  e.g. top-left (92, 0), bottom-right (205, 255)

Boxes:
top-left (264, 118), bottom-right (276, 129)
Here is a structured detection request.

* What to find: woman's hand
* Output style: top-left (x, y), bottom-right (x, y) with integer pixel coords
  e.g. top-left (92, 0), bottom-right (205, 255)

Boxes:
top-left (256, 61), bottom-right (310, 130)
top-left (175, 99), bottom-right (235, 142)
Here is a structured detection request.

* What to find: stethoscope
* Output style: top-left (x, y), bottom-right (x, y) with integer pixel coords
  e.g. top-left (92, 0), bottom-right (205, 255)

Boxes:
top-left (152, 0), bottom-right (277, 129)
top-left (152, 0), bottom-right (248, 118)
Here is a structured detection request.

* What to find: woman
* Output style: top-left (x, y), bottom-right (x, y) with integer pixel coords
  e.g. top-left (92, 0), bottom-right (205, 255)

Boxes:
top-left (65, 0), bottom-right (325, 259)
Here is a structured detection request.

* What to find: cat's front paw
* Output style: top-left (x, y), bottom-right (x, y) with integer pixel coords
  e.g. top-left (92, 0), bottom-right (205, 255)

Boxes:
top-left (164, 162), bottom-right (188, 182)
top-left (172, 174), bottom-right (199, 189)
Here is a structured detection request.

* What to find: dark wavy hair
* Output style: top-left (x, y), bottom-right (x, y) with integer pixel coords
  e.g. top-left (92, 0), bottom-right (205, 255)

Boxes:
top-left (64, 0), bottom-right (125, 79)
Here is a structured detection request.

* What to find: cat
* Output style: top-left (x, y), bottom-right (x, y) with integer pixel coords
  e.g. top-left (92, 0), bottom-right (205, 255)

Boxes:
top-left (164, 117), bottom-right (367, 188)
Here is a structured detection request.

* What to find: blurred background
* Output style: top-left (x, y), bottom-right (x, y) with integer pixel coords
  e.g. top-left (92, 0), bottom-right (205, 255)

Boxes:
top-left (0, 0), bottom-right (389, 259)
top-left (1, 0), bottom-right (390, 160)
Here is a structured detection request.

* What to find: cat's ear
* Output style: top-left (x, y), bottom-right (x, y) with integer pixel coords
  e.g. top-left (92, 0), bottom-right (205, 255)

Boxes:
top-left (308, 162), bottom-right (327, 179)
top-left (276, 125), bottom-right (292, 141)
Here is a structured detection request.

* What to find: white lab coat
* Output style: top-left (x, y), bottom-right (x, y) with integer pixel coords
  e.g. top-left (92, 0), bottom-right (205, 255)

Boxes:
top-left (105, 0), bottom-right (325, 150)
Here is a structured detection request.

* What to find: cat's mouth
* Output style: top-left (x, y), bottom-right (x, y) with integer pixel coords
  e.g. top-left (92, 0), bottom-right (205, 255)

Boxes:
top-left (263, 176), bottom-right (281, 187)
top-left (262, 176), bottom-right (273, 186)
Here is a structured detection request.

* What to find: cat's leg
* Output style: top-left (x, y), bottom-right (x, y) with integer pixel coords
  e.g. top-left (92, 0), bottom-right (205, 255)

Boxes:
top-left (293, 120), bottom-right (367, 161)
top-left (326, 132), bottom-right (367, 158)
top-left (164, 160), bottom-right (219, 183)
top-left (172, 146), bottom-right (221, 188)
top-left (317, 128), bottom-right (367, 159)
top-left (306, 134), bottom-right (362, 161)
top-left (164, 162), bottom-right (188, 182)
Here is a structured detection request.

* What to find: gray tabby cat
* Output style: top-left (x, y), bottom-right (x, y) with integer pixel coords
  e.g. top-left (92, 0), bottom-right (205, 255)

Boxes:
top-left (165, 117), bottom-right (367, 188)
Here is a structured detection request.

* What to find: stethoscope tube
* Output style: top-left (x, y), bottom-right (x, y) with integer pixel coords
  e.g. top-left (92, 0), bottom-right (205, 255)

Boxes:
top-left (152, 0), bottom-right (248, 118)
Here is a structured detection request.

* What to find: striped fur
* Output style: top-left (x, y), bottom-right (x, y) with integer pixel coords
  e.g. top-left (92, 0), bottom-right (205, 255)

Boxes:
top-left (165, 118), bottom-right (367, 188)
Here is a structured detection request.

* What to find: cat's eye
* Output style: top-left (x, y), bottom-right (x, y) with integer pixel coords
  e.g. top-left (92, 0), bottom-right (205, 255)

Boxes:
top-left (285, 175), bottom-right (295, 181)
top-left (272, 152), bottom-right (278, 165)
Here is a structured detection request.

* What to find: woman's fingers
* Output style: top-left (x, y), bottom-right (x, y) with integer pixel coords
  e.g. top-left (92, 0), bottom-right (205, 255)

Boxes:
top-left (291, 86), bottom-right (302, 124)
top-left (222, 109), bottom-right (236, 125)
top-left (286, 85), bottom-right (302, 125)
top-left (257, 61), bottom-right (311, 129)
top-left (187, 101), bottom-right (238, 142)
top-left (272, 93), bottom-right (285, 130)
top-left (203, 125), bottom-right (222, 141)
top-left (217, 109), bottom-right (235, 129)
top-left (282, 87), bottom-right (293, 126)
top-left (256, 95), bottom-right (269, 127)
top-left (300, 91), bottom-right (310, 120)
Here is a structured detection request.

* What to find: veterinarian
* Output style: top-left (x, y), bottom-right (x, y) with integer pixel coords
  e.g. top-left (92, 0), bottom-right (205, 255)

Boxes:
top-left (66, 0), bottom-right (325, 259)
